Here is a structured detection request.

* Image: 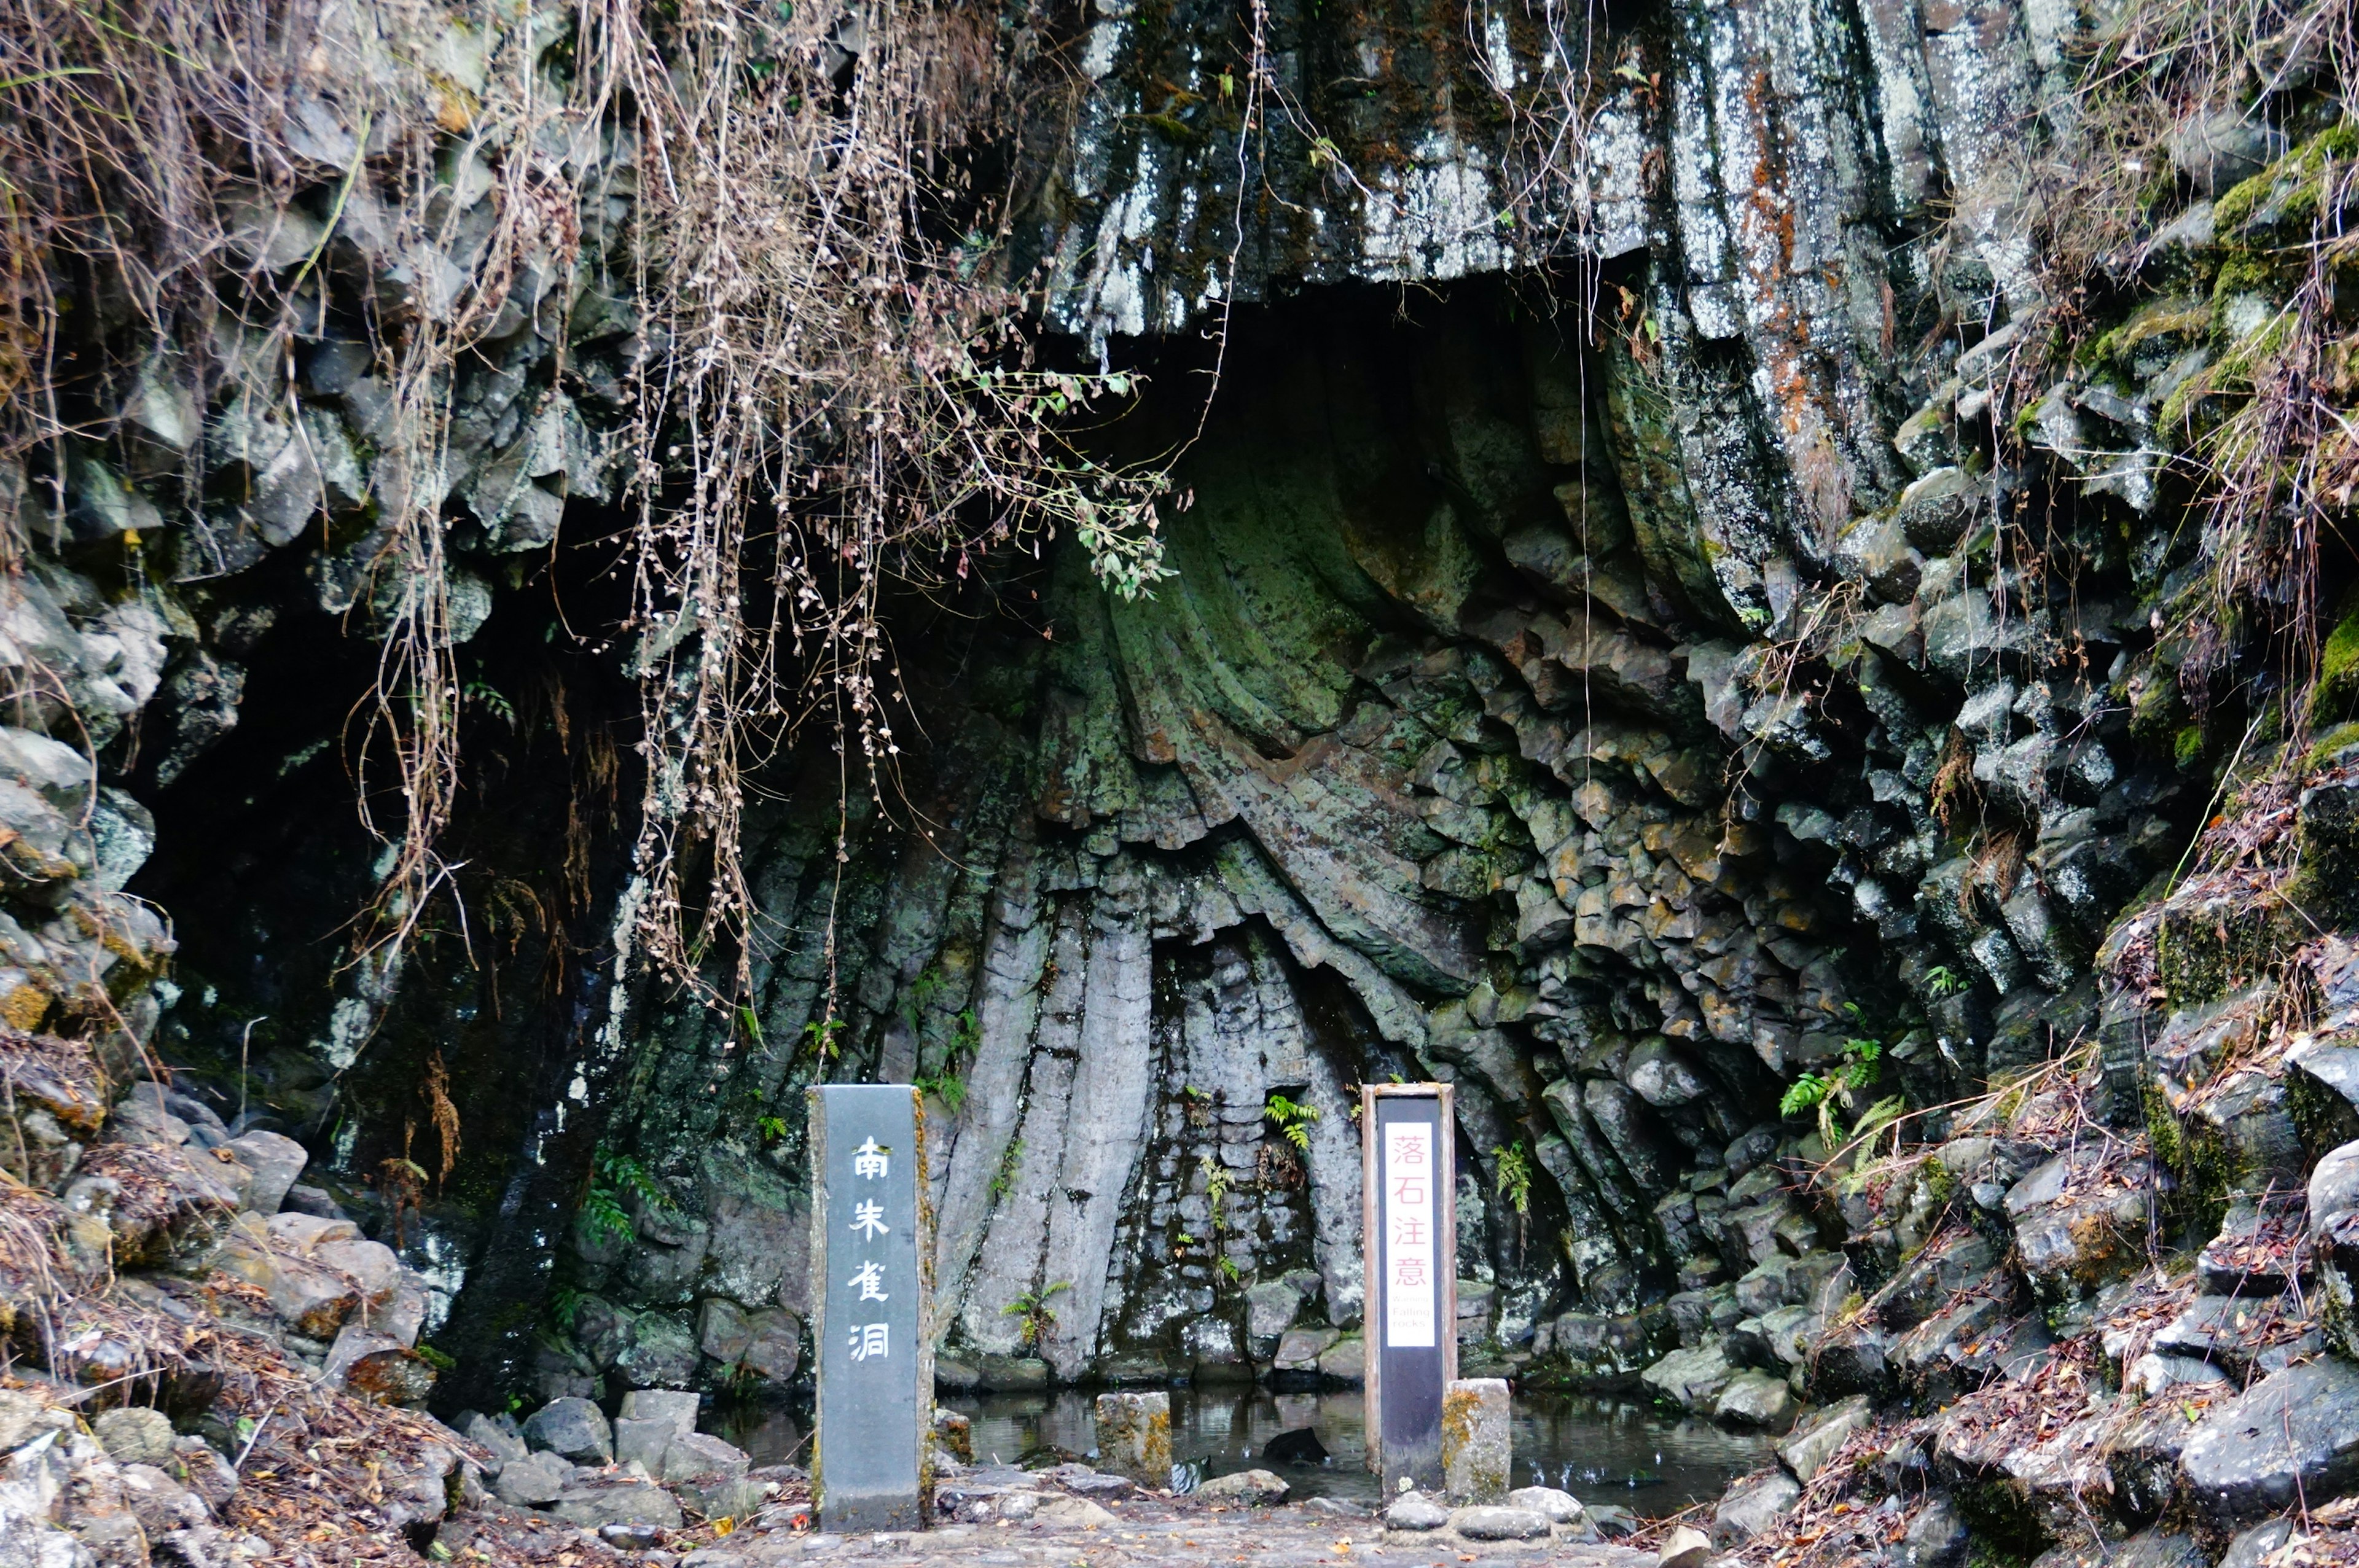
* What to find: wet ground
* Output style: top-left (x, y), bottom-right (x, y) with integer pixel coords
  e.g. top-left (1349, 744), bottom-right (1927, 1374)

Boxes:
top-left (718, 1387), bottom-right (1770, 1510)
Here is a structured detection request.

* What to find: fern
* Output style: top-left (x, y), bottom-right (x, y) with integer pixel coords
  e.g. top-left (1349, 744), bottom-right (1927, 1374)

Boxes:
top-left (1001, 1280), bottom-right (1071, 1347)
top-left (988, 1137), bottom-right (1025, 1199)
top-left (582, 1145), bottom-right (673, 1244)
top-left (916, 1069), bottom-right (968, 1112)
top-left (1493, 1140), bottom-right (1532, 1216)
top-left (1779, 1073), bottom-right (1831, 1118)
top-left (1264, 1093), bottom-right (1320, 1151)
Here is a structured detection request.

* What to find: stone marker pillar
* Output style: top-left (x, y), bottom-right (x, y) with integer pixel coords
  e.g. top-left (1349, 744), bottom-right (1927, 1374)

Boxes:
top-left (1094, 1391), bottom-right (1172, 1488)
top-left (810, 1084), bottom-right (933, 1532)
top-left (1362, 1083), bottom-right (1458, 1494)
top-left (1442, 1378), bottom-right (1510, 1503)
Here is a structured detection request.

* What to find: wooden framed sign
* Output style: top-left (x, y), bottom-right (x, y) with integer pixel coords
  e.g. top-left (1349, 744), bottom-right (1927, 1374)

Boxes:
top-left (1361, 1082), bottom-right (1457, 1492)
top-left (810, 1084), bottom-right (934, 1532)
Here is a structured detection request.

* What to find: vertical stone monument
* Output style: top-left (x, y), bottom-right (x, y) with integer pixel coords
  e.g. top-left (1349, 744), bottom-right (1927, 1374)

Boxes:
top-left (1361, 1083), bottom-right (1458, 1494)
top-left (1093, 1391), bottom-right (1172, 1488)
top-left (1441, 1377), bottom-right (1511, 1502)
top-left (810, 1085), bottom-right (933, 1532)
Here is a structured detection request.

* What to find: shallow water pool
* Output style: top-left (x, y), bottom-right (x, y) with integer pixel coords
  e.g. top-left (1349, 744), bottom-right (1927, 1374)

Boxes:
top-left (719, 1386), bottom-right (1772, 1509)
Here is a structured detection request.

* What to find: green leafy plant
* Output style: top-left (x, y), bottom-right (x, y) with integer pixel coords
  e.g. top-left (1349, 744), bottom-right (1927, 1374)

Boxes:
top-left (1782, 1036), bottom-right (1899, 1159)
top-left (582, 1145), bottom-right (674, 1244)
top-left (550, 1286), bottom-right (587, 1330)
top-left (1264, 1093), bottom-right (1321, 1150)
top-left (989, 1137), bottom-right (1025, 1199)
top-left (463, 679), bottom-right (517, 730)
top-left (915, 1069), bottom-right (968, 1113)
top-left (1218, 1255), bottom-right (1240, 1284)
top-left (1001, 1280), bottom-right (1071, 1348)
top-left (1200, 1150), bottom-right (1232, 1214)
top-left (1925, 964), bottom-right (1970, 997)
top-left (802, 1016), bottom-right (845, 1061)
top-left (756, 1115), bottom-right (789, 1144)
top-left (901, 965), bottom-right (950, 1026)
top-left (414, 1341), bottom-right (458, 1371)
top-left (1493, 1141), bottom-right (1532, 1216)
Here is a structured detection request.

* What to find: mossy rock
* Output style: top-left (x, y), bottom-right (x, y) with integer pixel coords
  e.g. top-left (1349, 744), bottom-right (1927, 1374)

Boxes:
top-left (2081, 296), bottom-right (2213, 381)
top-left (2289, 777), bottom-right (2359, 931)
top-left (2213, 121), bottom-right (2359, 241)
top-left (2287, 1061), bottom-right (2359, 1162)
top-left (1951, 1475), bottom-right (2051, 1563)
top-left (2154, 895), bottom-right (2286, 1002)
top-left (2146, 1087), bottom-right (2235, 1245)
top-left (2306, 720), bottom-right (2359, 772)
top-left (2315, 593), bottom-right (2359, 727)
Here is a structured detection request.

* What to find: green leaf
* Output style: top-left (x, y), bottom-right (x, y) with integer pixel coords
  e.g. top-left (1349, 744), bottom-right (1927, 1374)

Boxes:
top-left (1779, 1074), bottom-right (1830, 1117)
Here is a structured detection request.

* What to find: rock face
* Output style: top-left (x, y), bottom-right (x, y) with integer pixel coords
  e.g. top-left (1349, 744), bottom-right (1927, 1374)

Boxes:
top-left (0, 0), bottom-right (2336, 1472)
top-left (2180, 1360), bottom-right (2359, 1524)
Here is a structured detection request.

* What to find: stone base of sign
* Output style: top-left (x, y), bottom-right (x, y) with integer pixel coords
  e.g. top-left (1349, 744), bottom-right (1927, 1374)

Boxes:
top-left (1441, 1378), bottom-right (1509, 1504)
top-left (1093, 1391), bottom-right (1172, 1488)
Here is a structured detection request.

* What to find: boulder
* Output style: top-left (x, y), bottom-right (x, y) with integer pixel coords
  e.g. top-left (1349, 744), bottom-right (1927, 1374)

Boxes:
top-left (523, 1397), bottom-right (614, 1464)
top-left (2005, 1150), bottom-right (2153, 1301)
top-left (612, 1416), bottom-right (675, 1474)
top-left (1243, 1280), bottom-right (1304, 1354)
top-left (2218, 1520), bottom-right (2298, 1568)
top-left (2027, 1533), bottom-right (2205, 1568)
top-left (1713, 1371), bottom-right (1796, 1431)
top-left (169, 1437), bottom-right (241, 1514)
top-left (2312, 1139), bottom-right (2359, 1355)
top-left (933, 1409), bottom-right (972, 1464)
top-left (90, 1407), bottom-right (174, 1467)
top-left (618, 1389), bottom-right (700, 1441)
top-left (1897, 1495), bottom-right (1968, 1568)
top-left (461, 1411), bottom-right (530, 1466)
top-left (323, 1325), bottom-right (436, 1405)
top-left (1030, 1495), bottom-right (1119, 1529)
top-left (549, 1478), bottom-right (685, 1530)
top-left (313, 1236), bottom-right (404, 1313)
top-left (2199, 1192), bottom-right (2307, 1297)
top-left (1318, 1336), bottom-right (1366, 1383)
top-left (1386, 1492), bottom-right (1450, 1531)
top-left (1659, 1524), bottom-right (1713, 1568)
top-left (2180, 1357), bottom-right (2359, 1523)
top-left (1776, 1394), bottom-right (1872, 1482)
top-left (116, 1463), bottom-right (208, 1535)
top-left (1643, 1343), bottom-right (1736, 1413)
top-left (697, 1296), bottom-right (753, 1364)
top-left (1713, 1469), bottom-right (1801, 1545)
top-left (614, 1311), bottom-right (700, 1389)
top-left (494, 1450), bottom-right (572, 1507)
top-left (1273, 1326), bottom-right (1342, 1371)
top-left (1506, 1486), bottom-right (1584, 1524)
top-left (226, 1131), bottom-right (307, 1216)
top-left (740, 1308), bottom-right (802, 1384)
top-left (1449, 1506), bottom-right (1551, 1542)
top-left (659, 1432), bottom-right (749, 1485)
top-left (1196, 1468), bottom-right (1288, 1505)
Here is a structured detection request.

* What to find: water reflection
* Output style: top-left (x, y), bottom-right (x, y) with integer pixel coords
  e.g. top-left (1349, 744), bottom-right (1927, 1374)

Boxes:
top-left (718, 1386), bottom-right (1771, 1508)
